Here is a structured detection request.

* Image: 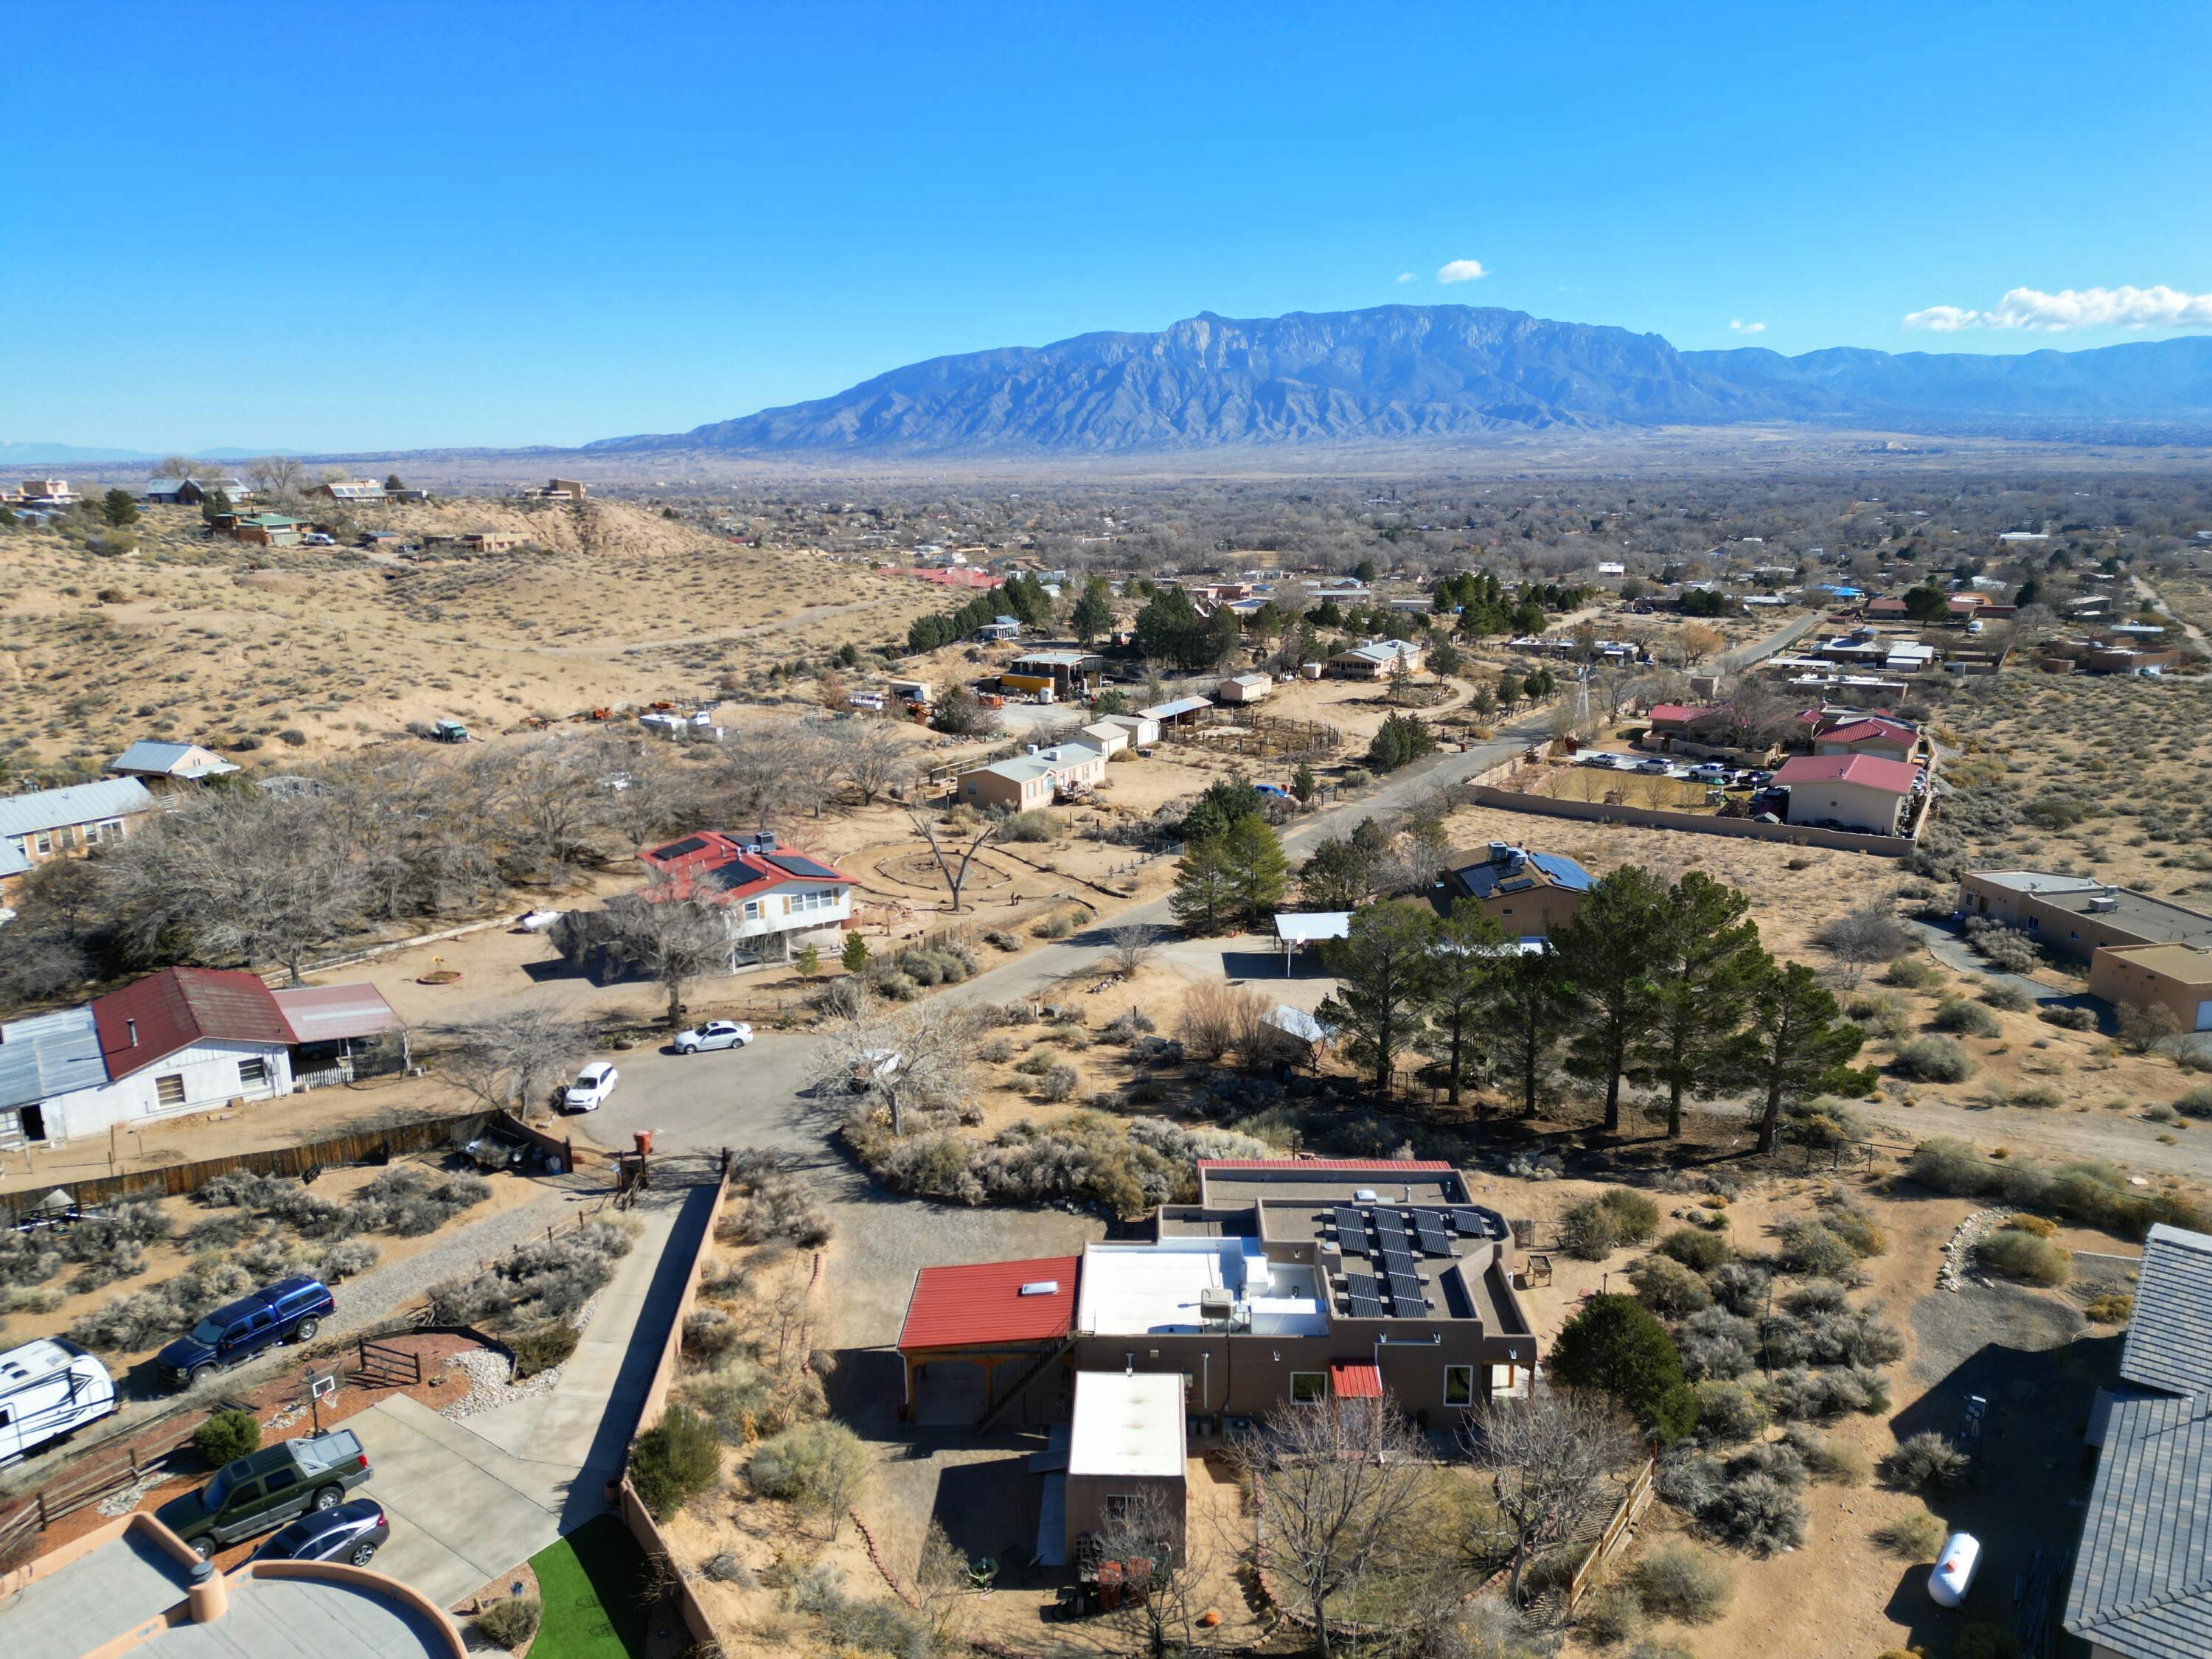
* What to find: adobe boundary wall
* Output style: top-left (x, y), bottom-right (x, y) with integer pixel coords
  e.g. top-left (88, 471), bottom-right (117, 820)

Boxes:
top-left (1466, 784), bottom-right (1921, 859)
top-left (615, 1160), bottom-right (734, 1659)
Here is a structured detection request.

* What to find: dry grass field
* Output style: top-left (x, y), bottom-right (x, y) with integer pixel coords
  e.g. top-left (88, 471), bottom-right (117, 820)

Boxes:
top-left (0, 497), bottom-right (950, 779)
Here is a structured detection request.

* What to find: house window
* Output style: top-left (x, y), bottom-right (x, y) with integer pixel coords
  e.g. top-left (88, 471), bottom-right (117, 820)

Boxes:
top-left (156, 1074), bottom-right (187, 1107)
top-left (1443, 1366), bottom-right (1475, 1408)
top-left (238, 1058), bottom-right (270, 1088)
top-left (1103, 1494), bottom-right (1135, 1523)
top-left (1289, 1371), bottom-right (1328, 1404)
top-left (32, 832), bottom-right (52, 855)
top-left (742, 900), bottom-right (762, 921)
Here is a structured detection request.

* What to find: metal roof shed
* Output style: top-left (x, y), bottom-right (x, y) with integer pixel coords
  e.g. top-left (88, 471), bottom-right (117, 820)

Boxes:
top-left (1272, 911), bottom-right (1350, 973)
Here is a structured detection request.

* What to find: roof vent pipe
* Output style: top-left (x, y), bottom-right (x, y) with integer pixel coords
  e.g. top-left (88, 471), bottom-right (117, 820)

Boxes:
top-left (126, 1018), bottom-right (138, 1047)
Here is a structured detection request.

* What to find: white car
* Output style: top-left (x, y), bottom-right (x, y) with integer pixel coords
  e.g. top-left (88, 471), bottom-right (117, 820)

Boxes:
top-left (562, 1061), bottom-right (619, 1112)
top-left (675, 1021), bottom-right (754, 1055)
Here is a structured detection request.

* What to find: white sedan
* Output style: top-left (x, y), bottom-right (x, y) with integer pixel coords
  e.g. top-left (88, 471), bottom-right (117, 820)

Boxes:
top-left (561, 1061), bottom-right (619, 1112)
top-left (674, 1021), bottom-right (754, 1056)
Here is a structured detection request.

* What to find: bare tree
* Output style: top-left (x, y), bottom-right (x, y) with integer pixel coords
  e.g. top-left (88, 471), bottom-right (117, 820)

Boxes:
top-left (490, 739), bottom-right (610, 874)
top-left (838, 722), bottom-right (914, 806)
top-left (582, 731), bottom-right (705, 848)
top-left (1105, 922), bottom-right (1158, 975)
top-left (908, 810), bottom-right (998, 914)
top-left (435, 1006), bottom-right (591, 1118)
top-left (101, 793), bottom-right (366, 984)
top-left (1462, 1390), bottom-right (1639, 1606)
top-left (245, 454), bottom-right (304, 499)
top-left (1096, 1486), bottom-right (1217, 1658)
top-left (1813, 902), bottom-right (1912, 989)
top-left (809, 997), bottom-right (986, 1137)
top-left (602, 878), bottom-right (732, 1026)
top-left (1226, 1394), bottom-right (1431, 1659)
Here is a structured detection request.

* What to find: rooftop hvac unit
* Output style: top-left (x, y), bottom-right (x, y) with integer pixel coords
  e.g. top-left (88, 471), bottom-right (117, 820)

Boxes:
top-left (2087, 894), bottom-right (2120, 914)
top-left (1198, 1287), bottom-right (1235, 1322)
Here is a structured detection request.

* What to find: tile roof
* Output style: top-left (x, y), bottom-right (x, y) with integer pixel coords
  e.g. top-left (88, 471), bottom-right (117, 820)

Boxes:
top-left (0, 777), bottom-right (156, 839)
top-left (91, 967), bottom-right (295, 1081)
top-left (2067, 1225), bottom-right (2212, 1659)
top-left (2121, 1226), bottom-right (2212, 1397)
top-left (1772, 754), bottom-right (1920, 794)
top-left (897, 1255), bottom-right (1080, 1352)
top-left (1818, 718), bottom-right (1918, 747)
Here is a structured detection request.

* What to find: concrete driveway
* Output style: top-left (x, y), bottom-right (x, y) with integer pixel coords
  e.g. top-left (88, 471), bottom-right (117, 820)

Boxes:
top-left (345, 1179), bottom-right (715, 1609)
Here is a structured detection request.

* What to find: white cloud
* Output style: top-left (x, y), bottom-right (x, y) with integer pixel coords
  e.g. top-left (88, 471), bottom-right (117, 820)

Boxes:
top-left (1729, 319), bottom-right (1766, 335)
top-left (1903, 285), bottom-right (2212, 332)
top-left (1436, 259), bottom-right (1489, 285)
top-left (1395, 271), bottom-right (1415, 284)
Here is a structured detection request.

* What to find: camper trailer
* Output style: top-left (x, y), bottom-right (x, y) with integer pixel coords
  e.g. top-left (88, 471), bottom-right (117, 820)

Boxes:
top-left (0, 1338), bottom-right (116, 1464)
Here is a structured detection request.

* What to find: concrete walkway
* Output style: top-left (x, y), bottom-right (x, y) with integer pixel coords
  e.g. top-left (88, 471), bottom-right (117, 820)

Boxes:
top-left (347, 1180), bottom-right (717, 1609)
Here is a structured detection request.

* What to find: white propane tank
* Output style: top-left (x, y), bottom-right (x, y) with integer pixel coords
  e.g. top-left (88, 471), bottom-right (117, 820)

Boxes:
top-left (1929, 1532), bottom-right (1980, 1607)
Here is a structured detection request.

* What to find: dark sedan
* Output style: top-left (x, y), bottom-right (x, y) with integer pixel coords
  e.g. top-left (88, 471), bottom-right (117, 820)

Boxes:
top-left (251, 1498), bottom-right (389, 1567)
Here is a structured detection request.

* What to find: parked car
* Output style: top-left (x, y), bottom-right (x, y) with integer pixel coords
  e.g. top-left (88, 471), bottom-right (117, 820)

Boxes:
top-left (156, 1429), bottom-right (372, 1558)
top-left (156, 1276), bottom-right (335, 1390)
top-left (301, 532), bottom-right (335, 547)
top-left (563, 1061), bottom-right (619, 1112)
top-left (675, 1020), bottom-right (754, 1055)
top-left (1632, 759), bottom-right (1673, 774)
top-left (0, 1338), bottom-right (116, 1465)
top-left (252, 1498), bottom-right (389, 1567)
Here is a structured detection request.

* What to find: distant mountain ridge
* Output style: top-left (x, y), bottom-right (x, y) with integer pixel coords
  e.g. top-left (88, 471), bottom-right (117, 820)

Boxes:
top-left (588, 305), bottom-right (2212, 456)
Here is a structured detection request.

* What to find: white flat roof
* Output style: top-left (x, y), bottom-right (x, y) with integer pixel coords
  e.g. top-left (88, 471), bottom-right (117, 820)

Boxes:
top-left (1069, 1371), bottom-right (1186, 1480)
top-left (1274, 911), bottom-right (1351, 945)
top-left (1079, 1240), bottom-right (1233, 1335)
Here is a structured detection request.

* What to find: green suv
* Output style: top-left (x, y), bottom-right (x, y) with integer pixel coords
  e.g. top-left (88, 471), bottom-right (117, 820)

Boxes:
top-left (155, 1429), bottom-right (372, 1558)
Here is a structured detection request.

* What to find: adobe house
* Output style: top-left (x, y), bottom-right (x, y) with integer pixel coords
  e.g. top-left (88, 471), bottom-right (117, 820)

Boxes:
top-left (897, 1158), bottom-right (1537, 1431)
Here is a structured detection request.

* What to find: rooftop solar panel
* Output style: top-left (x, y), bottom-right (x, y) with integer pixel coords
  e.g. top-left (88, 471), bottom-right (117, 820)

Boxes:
top-left (1338, 1229), bottom-right (1369, 1257)
top-left (1381, 1247), bottom-right (1417, 1277)
top-left (1348, 1290), bottom-right (1385, 1319)
top-left (650, 836), bottom-right (709, 860)
top-left (1452, 1208), bottom-right (1501, 1239)
top-left (1416, 1224), bottom-right (1453, 1257)
top-left (1374, 1211), bottom-right (1408, 1237)
top-left (765, 852), bottom-right (843, 880)
top-left (1346, 1273), bottom-right (1378, 1302)
top-left (1387, 1271), bottom-right (1427, 1308)
top-left (1335, 1206), bottom-right (1365, 1237)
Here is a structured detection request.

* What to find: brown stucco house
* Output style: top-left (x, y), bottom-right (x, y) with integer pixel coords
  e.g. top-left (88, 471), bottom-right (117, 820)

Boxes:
top-left (2088, 943), bottom-right (2212, 1034)
top-left (897, 1158), bottom-right (1537, 1432)
top-left (1957, 872), bottom-right (2212, 965)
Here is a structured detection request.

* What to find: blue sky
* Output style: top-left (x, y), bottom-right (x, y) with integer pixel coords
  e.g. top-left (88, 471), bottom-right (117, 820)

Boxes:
top-left (6, 0), bottom-right (2208, 452)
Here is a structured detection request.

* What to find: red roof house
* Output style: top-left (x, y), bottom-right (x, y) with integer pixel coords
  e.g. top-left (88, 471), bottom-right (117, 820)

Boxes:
top-left (1813, 717), bottom-right (1919, 762)
top-left (1773, 753), bottom-right (1922, 834)
top-left (637, 830), bottom-right (855, 905)
top-left (91, 967), bottom-right (295, 1080)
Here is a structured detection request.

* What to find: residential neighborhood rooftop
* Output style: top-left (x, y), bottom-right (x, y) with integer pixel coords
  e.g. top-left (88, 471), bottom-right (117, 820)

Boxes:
top-left (897, 1255), bottom-right (1082, 1352)
top-left (107, 740), bottom-right (240, 780)
top-left (1771, 753), bottom-right (1921, 793)
top-left (1443, 844), bottom-right (1594, 902)
top-left (1068, 1371), bottom-right (1185, 1481)
top-left (0, 776), bottom-right (156, 838)
top-left (637, 830), bottom-right (854, 904)
top-left (1970, 872), bottom-right (2212, 948)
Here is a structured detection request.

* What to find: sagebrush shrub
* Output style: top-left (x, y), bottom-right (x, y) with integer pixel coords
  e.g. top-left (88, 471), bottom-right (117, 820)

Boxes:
top-left (631, 1405), bottom-right (723, 1519)
top-left (1634, 1540), bottom-right (1731, 1623)
top-left (1879, 1431), bottom-right (1969, 1489)
top-left (474, 1598), bottom-right (540, 1649)
top-left (1894, 1036), bottom-right (1976, 1082)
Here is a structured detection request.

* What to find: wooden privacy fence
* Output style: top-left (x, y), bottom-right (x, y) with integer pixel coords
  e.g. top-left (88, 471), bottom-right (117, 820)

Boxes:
top-left (0, 1110), bottom-right (497, 1222)
top-left (0, 1107), bottom-right (582, 1222)
top-left (1568, 1454), bottom-right (1657, 1609)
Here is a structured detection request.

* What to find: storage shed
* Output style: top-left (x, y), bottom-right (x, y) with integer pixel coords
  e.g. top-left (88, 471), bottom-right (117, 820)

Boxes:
top-left (1065, 1370), bottom-right (1187, 1562)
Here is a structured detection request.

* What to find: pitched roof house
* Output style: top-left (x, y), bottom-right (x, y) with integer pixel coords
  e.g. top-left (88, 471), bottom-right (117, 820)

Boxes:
top-left (1328, 639), bottom-right (1425, 679)
top-left (0, 777), bottom-right (158, 895)
top-left (621, 830), bottom-right (858, 962)
top-left (957, 741), bottom-right (1107, 812)
top-left (1811, 717), bottom-right (1919, 763)
top-left (1772, 753), bottom-right (1921, 835)
top-left (0, 967), bottom-right (405, 1150)
top-left (1439, 843), bottom-right (1594, 938)
top-left (2067, 1225), bottom-right (2212, 1659)
top-left (107, 740), bottom-right (241, 784)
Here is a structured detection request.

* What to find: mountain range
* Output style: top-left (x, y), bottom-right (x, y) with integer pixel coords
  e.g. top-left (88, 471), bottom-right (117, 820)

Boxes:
top-left (588, 305), bottom-right (2212, 456)
top-left (0, 442), bottom-right (296, 465)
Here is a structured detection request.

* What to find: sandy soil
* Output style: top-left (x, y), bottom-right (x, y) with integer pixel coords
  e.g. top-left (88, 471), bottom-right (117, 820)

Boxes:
top-left (0, 1163), bottom-right (546, 1375)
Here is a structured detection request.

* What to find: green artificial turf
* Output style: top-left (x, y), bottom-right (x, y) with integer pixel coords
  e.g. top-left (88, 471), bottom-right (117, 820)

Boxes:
top-left (526, 1515), bottom-right (653, 1659)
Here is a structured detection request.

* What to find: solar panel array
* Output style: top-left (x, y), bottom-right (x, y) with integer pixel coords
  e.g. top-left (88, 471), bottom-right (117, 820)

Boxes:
top-left (1345, 1274), bottom-right (1385, 1319)
top-left (1415, 1217), bottom-right (1453, 1256)
top-left (1387, 1271), bottom-right (1427, 1310)
top-left (1334, 1203), bottom-right (1483, 1317)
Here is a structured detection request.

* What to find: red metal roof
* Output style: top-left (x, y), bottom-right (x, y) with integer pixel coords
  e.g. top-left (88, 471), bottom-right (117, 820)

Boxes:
top-left (1773, 754), bottom-right (1920, 794)
top-left (897, 1255), bottom-right (1080, 1352)
top-left (1329, 1360), bottom-right (1384, 1399)
top-left (638, 831), bottom-right (855, 905)
top-left (1196, 1158), bottom-right (1456, 1173)
top-left (1646, 703), bottom-right (1722, 726)
top-left (91, 967), bottom-right (294, 1081)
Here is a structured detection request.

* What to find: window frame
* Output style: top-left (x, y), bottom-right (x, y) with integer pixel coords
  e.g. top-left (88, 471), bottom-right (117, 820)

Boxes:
top-left (155, 1074), bottom-right (187, 1107)
top-left (1289, 1371), bottom-right (1329, 1404)
top-left (238, 1057), bottom-right (271, 1088)
top-left (1443, 1365), bottom-right (1476, 1408)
